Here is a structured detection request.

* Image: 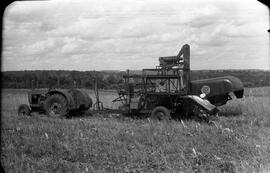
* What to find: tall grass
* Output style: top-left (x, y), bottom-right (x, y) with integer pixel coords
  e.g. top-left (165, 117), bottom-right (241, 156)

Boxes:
top-left (1, 87), bottom-right (270, 172)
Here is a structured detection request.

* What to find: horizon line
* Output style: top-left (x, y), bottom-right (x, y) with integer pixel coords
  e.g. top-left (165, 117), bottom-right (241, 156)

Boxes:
top-left (2, 68), bottom-right (270, 72)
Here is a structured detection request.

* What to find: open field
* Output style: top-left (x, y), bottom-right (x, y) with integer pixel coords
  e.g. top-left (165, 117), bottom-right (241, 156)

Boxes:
top-left (1, 87), bottom-right (270, 172)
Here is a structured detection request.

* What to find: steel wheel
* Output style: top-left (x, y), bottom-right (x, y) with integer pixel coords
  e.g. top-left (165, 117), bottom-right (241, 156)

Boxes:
top-left (151, 106), bottom-right (171, 120)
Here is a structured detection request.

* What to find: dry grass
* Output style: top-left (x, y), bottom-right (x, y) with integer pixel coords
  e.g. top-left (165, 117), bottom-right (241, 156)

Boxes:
top-left (1, 88), bottom-right (270, 172)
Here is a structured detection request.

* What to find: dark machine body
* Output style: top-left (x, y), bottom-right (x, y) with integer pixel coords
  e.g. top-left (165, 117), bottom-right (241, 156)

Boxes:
top-left (190, 76), bottom-right (244, 106)
top-left (18, 89), bottom-right (92, 117)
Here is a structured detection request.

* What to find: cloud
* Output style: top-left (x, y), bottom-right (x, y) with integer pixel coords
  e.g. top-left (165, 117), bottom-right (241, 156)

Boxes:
top-left (221, 21), bottom-right (268, 38)
top-left (22, 38), bottom-right (56, 55)
top-left (2, 0), bottom-right (269, 71)
top-left (61, 40), bottom-right (80, 54)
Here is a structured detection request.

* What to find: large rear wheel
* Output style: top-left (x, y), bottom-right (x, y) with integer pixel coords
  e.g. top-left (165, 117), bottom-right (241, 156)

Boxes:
top-left (43, 94), bottom-right (68, 118)
top-left (151, 106), bottom-right (171, 120)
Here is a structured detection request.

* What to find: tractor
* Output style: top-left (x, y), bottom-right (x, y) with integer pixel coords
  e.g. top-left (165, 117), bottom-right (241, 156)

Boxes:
top-left (112, 44), bottom-right (244, 120)
top-left (17, 88), bottom-right (92, 118)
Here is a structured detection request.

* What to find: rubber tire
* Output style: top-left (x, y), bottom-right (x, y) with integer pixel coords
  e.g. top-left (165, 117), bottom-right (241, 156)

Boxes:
top-left (17, 104), bottom-right (30, 116)
top-left (151, 106), bottom-right (171, 120)
top-left (43, 94), bottom-right (68, 118)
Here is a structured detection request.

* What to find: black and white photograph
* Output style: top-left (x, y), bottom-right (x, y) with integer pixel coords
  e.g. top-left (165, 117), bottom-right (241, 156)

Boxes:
top-left (1, 0), bottom-right (270, 172)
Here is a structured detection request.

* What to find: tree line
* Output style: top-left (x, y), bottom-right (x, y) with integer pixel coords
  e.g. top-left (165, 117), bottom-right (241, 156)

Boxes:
top-left (1, 70), bottom-right (124, 89)
top-left (1, 69), bottom-right (270, 89)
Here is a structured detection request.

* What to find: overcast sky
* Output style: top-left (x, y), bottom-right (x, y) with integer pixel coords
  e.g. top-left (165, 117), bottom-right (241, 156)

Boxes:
top-left (2, 0), bottom-right (269, 71)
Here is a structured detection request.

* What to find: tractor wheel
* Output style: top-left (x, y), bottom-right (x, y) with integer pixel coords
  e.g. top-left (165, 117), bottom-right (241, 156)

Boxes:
top-left (43, 94), bottom-right (68, 118)
top-left (17, 104), bottom-right (31, 116)
top-left (151, 106), bottom-right (171, 120)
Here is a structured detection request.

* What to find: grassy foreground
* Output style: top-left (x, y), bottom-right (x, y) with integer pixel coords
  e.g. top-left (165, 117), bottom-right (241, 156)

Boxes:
top-left (1, 88), bottom-right (270, 172)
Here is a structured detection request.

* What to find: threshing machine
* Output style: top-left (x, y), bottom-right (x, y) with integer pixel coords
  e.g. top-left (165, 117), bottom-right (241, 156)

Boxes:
top-left (112, 44), bottom-right (244, 119)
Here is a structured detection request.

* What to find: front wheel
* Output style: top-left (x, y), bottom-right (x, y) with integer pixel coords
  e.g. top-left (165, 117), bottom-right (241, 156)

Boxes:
top-left (151, 106), bottom-right (171, 120)
top-left (43, 94), bottom-right (68, 118)
top-left (17, 104), bottom-right (31, 116)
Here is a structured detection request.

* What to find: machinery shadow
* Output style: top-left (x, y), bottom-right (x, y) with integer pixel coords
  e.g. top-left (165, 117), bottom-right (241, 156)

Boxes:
top-left (66, 109), bottom-right (220, 124)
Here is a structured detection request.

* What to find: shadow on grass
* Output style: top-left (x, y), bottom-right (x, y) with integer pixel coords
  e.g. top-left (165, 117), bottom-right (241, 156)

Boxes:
top-left (62, 106), bottom-right (241, 124)
top-left (65, 109), bottom-right (220, 124)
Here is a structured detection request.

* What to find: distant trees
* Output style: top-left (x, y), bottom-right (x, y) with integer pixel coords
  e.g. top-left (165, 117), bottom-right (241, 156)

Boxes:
top-left (1, 70), bottom-right (122, 89)
top-left (1, 70), bottom-right (270, 89)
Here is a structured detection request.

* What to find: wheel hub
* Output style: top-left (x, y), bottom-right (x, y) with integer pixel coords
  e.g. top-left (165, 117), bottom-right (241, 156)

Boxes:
top-left (20, 110), bottom-right (26, 116)
top-left (50, 103), bottom-right (62, 116)
top-left (156, 111), bottom-right (165, 119)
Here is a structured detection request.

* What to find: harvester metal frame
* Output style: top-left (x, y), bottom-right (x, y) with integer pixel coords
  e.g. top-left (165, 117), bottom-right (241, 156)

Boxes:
top-left (112, 44), bottom-right (218, 119)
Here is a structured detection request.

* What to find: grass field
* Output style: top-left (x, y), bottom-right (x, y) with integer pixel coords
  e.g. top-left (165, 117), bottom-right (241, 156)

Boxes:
top-left (1, 87), bottom-right (270, 172)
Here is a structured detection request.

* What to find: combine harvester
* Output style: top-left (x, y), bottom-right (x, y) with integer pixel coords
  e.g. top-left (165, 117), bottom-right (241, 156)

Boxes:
top-left (112, 44), bottom-right (244, 119)
top-left (18, 44), bottom-right (244, 119)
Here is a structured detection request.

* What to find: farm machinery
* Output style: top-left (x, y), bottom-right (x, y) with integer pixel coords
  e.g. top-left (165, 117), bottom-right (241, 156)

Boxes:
top-left (112, 44), bottom-right (244, 119)
top-left (17, 44), bottom-right (244, 119)
top-left (17, 88), bottom-right (92, 118)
